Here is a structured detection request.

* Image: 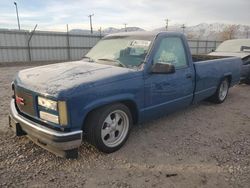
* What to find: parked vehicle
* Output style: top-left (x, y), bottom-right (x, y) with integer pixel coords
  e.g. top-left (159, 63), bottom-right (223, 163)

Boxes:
top-left (209, 39), bottom-right (250, 84)
top-left (9, 32), bottom-right (242, 158)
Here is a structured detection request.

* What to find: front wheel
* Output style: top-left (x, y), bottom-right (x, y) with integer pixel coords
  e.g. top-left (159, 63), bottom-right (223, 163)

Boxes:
top-left (85, 103), bottom-right (132, 153)
top-left (209, 78), bottom-right (229, 104)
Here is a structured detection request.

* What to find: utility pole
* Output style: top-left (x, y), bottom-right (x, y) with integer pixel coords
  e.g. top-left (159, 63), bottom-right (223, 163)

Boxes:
top-left (98, 27), bottom-right (102, 37)
top-left (181, 24), bottom-right (186, 33)
top-left (14, 2), bottom-right (20, 30)
top-left (124, 23), bottom-right (127, 32)
top-left (88, 14), bottom-right (94, 34)
top-left (165, 19), bottom-right (170, 31)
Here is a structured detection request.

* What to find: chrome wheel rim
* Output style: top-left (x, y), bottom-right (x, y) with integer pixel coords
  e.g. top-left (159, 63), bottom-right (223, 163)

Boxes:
top-left (101, 110), bottom-right (129, 147)
top-left (219, 80), bottom-right (228, 101)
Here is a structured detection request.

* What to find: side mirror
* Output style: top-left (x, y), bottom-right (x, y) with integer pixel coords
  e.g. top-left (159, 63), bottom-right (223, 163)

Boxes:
top-left (151, 62), bottom-right (175, 74)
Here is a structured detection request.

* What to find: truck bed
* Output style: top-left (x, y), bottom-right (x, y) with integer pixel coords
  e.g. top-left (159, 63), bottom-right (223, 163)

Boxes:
top-left (192, 56), bottom-right (242, 103)
top-left (192, 54), bottom-right (229, 62)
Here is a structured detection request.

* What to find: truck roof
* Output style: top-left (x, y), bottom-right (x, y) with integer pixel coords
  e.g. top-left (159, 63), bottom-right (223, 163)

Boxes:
top-left (103, 31), bottom-right (184, 41)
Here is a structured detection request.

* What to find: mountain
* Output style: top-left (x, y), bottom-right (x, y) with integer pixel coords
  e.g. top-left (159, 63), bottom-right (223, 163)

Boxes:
top-left (103, 26), bottom-right (145, 34)
top-left (70, 23), bottom-right (249, 40)
top-left (69, 29), bottom-right (100, 35)
top-left (70, 27), bottom-right (145, 35)
top-left (155, 23), bottom-right (250, 40)
top-left (102, 27), bottom-right (120, 34)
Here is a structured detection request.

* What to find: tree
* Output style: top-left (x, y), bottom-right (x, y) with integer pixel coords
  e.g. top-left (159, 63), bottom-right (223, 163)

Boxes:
top-left (219, 25), bottom-right (239, 41)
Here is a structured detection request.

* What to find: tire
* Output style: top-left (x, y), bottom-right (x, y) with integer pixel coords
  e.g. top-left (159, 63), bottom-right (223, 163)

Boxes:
top-left (244, 76), bottom-right (250, 85)
top-left (209, 78), bottom-right (229, 104)
top-left (85, 103), bottom-right (132, 153)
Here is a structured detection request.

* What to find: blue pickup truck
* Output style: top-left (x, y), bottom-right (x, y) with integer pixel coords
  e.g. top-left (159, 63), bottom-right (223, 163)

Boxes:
top-left (9, 32), bottom-right (242, 158)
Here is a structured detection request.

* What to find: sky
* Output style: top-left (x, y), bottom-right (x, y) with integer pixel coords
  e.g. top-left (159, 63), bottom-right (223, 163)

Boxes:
top-left (0, 0), bottom-right (249, 31)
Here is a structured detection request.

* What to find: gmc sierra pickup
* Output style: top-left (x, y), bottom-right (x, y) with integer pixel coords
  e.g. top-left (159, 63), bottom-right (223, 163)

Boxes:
top-left (9, 32), bottom-right (242, 158)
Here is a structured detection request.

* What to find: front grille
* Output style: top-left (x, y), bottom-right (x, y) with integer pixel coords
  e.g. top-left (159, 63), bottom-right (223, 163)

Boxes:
top-left (15, 88), bottom-right (35, 117)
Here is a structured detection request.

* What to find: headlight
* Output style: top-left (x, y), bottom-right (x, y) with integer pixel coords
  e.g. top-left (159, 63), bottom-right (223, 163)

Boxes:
top-left (38, 96), bottom-right (57, 111)
top-left (38, 97), bottom-right (68, 126)
top-left (39, 111), bottom-right (59, 124)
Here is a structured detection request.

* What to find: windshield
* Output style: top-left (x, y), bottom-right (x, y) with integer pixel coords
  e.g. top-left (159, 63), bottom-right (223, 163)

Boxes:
top-left (84, 36), bottom-right (152, 68)
top-left (216, 39), bottom-right (250, 53)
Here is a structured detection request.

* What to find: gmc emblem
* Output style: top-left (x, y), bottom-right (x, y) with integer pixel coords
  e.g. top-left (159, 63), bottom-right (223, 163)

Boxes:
top-left (16, 96), bottom-right (25, 105)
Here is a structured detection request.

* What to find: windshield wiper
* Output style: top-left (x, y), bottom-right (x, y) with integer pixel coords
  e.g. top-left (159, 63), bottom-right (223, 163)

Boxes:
top-left (82, 56), bottom-right (95, 62)
top-left (97, 58), bottom-right (127, 68)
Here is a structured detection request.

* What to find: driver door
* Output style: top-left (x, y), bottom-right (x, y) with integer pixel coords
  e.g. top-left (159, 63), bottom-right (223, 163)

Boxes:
top-left (143, 37), bottom-right (195, 119)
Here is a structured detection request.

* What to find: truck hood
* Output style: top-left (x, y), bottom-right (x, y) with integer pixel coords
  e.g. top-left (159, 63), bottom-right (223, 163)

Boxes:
top-left (15, 60), bottom-right (139, 98)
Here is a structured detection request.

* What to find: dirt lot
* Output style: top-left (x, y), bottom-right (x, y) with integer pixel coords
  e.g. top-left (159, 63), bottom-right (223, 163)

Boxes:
top-left (0, 65), bottom-right (249, 188)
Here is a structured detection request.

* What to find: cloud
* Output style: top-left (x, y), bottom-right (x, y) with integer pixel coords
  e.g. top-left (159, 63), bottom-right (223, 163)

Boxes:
top-left (0, 0), bottom-right (249, 31)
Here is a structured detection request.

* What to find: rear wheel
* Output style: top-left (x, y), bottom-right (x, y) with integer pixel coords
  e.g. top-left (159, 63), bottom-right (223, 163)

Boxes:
top-left (209, 78), bottom-right (229, 104)
top-left (85, 103), bottom-right (132, 153)
top-left (244, 76), bottom-right (250, 85)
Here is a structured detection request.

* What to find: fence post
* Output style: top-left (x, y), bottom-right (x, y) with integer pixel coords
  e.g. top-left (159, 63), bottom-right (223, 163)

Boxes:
top-left (27, 24), bottom-right (37, 62)
top-left (66, 24), bottom-right (70, 61)
top-left (205, 40), bottom-right (208, 54)
top-left (196, 40), bottom-right (199, 54)
top-left (214, 41), bottom-right (217, 51)
top-left (27, 37), bottom-right (31, 62)
top-left (25, 32), bottom-right (30, 62)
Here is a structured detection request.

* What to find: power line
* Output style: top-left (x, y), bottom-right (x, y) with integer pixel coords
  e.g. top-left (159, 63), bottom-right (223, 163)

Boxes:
top-left (88, 14), bottom-right (94, 34)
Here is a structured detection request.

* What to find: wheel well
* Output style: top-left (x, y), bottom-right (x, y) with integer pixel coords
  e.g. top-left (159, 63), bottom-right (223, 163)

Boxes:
top-left (120, 100), bottom-right (138, 124)
top-left (225, 75), bottom-right (232, 86)
top-left (82, 100), bottom-right (138, 131)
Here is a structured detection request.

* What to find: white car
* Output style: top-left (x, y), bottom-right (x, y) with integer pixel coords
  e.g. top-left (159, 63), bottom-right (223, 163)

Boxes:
top-left (209, 39), bottom-right (250, 84)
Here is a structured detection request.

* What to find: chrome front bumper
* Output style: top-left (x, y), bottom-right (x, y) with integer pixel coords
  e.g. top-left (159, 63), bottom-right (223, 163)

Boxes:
top-left (9, 99), bottom-right (82, 157)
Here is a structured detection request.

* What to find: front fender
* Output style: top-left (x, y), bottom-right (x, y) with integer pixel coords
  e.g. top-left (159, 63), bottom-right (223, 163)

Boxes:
top-left (79, 94), bottom-right (139, 130)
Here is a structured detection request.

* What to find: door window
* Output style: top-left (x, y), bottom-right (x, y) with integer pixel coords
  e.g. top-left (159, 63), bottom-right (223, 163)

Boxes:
top-left (153, 37), bottom-right (188, 69)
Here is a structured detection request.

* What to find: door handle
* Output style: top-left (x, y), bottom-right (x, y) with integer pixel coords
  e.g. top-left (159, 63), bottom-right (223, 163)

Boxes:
top-left (186, 74), bottom-right (192, 79)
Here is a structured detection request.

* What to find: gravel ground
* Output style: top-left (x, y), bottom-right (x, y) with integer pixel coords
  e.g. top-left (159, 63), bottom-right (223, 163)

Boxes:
top-left (0, 65), bottom-right (250, 188)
